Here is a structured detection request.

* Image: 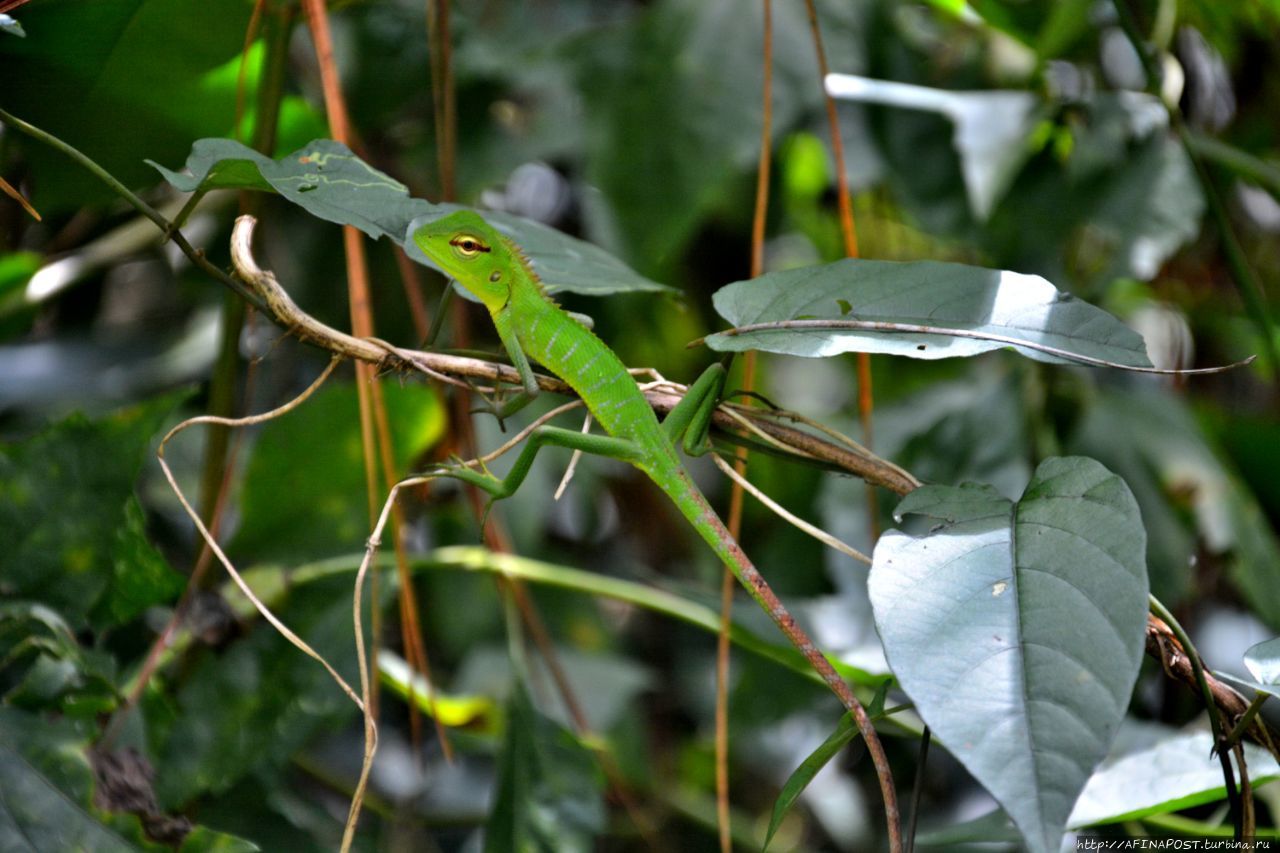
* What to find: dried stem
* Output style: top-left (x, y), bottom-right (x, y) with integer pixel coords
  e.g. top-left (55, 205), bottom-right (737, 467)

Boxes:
top-left (156, 358), bottom-right (363, 713)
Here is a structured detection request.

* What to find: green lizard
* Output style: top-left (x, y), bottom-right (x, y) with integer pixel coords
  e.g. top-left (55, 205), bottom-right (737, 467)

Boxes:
top-left (410, 210), bottom-right (872, 723)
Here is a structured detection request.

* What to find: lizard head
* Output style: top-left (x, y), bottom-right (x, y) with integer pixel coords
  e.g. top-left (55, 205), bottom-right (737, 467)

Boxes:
top-left (411, 210), bottom-right (516, 312)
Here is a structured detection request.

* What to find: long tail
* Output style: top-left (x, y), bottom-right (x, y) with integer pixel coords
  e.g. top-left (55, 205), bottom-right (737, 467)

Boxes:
top-left (658, 461), bottom-right (901, 841)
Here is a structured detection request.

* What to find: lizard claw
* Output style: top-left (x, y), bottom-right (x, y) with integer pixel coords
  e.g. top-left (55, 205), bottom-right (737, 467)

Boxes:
top-left (467, 396), bottom-right (509, 432)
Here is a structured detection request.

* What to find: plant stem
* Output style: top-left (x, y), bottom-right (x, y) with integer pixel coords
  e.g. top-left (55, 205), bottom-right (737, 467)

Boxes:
top-left (1223, 694), bottom-right (1270, 750)
top-left (0, 107), bottom-right (268, 314)
top-left (1148, 594), bottom-right (1243, 838)
top-left (905, 726), bottom-right (930, 853)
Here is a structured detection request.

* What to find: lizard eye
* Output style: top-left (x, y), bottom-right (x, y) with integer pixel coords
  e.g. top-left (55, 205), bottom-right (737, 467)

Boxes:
top-left (450, 233), bottom-right (489, 258)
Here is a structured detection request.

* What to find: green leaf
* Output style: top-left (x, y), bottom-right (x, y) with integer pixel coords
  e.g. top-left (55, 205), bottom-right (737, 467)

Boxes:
top-left (0, 0), bottom-right (255, 211)
top-left (150, 138), bottom-right (671, 297)
top-left (764, 714), bottom-right (859, 850)
top-left (1245, 637), bottom-right (1280, 687)
top-left (177, 827), bottom-right (261, 853)
top-left (484, 684), bottom-right (604, 853)
top-left (149, 573), bottom-right (365, 809)
top-left (825, 75), bottom-right (1042, 220)
top-left (0, 13), bottom-right (25, 37)
top-left (0, 605), bottom-right (120, 715)
top-left (572, 0), bottom-right (863, 271)
top-left (868, 457), bottom-right (1150, 853)
top-left (150, 139), bottom-right (416, 238)
top-left (231, 381), bottom-right (444, 562)
top-left (1067, 731), bottom-right (1280, 828)
top-left (1084, 133), bottom-right (1204, 286)
top-left (0, 709), bottom-right (137, 852)
top-left (0, 396), bottom-right (186, 631)
top-left (423, 546), bottom-right (882, 688)
top-left (706, 258), bottom-right (1154, 368)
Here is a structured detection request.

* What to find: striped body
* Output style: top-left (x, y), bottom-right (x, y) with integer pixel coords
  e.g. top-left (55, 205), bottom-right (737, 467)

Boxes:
top-left (507, 284), bottom-right (782, 619)
top-left (410, 211), bottom-right (871, 732)
top-left (513, 286), bottom-right (658, 445)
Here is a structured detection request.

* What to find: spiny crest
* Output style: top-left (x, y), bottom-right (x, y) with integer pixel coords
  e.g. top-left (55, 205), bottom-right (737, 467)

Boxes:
top-left (497, 230), bottom-right (554, 301)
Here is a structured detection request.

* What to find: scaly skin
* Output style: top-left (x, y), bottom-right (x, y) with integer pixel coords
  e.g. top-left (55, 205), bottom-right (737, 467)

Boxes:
top-left (411, 210), bottom-right (884, 736)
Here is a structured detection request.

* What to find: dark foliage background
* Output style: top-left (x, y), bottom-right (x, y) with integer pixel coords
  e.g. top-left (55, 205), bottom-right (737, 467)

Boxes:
top-left (1, 0), bottom-right (1278, 849)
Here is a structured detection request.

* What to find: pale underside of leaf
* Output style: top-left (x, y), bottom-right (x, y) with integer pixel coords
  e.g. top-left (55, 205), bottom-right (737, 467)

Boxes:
top-left (868, 457), bottom-right (1149, 853)
top-left (707, 258), bottom-right (1156, 368)
top-left (1068, 730), bottom-right (1280, 828)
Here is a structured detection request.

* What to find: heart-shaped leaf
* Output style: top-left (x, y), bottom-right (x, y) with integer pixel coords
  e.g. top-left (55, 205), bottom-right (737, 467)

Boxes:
top-left (868, 457), bottom-right (1150, 853)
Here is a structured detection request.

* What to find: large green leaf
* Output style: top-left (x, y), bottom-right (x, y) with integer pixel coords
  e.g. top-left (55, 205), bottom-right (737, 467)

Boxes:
top-left (230, 381), bottom-right (444, 562)
top-left (484, 684), bottom-right (604, 853)
top-left (1067, 731), bottom-right (1280, 828)
top-left (0, 0), bottom-right (255, 211)
top-left (868, 457), bottom-right (1150, 853)
top-left (0, 396), bottom-right (186, 631)
top-left (573, 0), bottom-right (864, 271)
top-left (148, 572), bottom-right (366, 809)
top-left (0, 709), bottom-right (138, 852)
top-left (706, 258), bottom-right (1154, 368)
top-left (825, 74), bottom-right (1042, 220)
top-left (150, 138), bottom-right (671, 297)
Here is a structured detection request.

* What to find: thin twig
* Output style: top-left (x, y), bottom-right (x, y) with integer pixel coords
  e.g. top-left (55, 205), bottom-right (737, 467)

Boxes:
top-left (798, 0), bottom-right (880, 549)
top-left (710, 453), bottom-right (870, 564)
top-left (719, 3), bottom-right (775, 841)
top-left (1148, 595), bottom-right (1242, 837)
top-left (298, 6), bottom-right (391, 843)
top-left (719, 405), bottom-right (821, 460)
top-left (0, 107), bottom-right (268, 315)
top-left (905, 726), bottom-right (930, 853)
top-left (156, 358), bottom-right (363, 713)
top-left (0, 174), bottom-right (40, 220)
top-left (554, 413), bottom-right (593, 500)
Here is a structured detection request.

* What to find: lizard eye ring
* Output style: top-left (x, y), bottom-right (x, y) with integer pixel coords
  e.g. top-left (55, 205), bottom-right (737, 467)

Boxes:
top-left (450, 233), bottom-right (489, 258)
